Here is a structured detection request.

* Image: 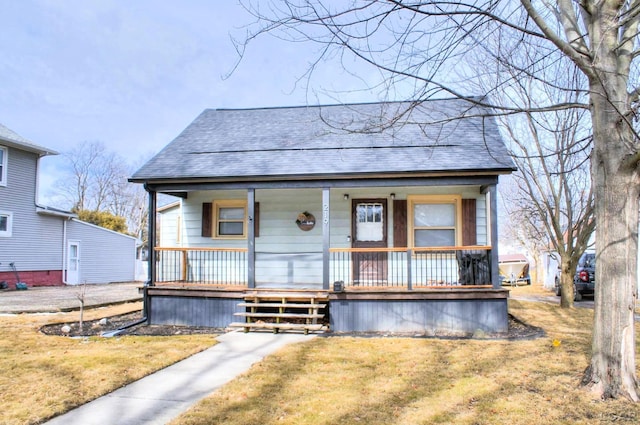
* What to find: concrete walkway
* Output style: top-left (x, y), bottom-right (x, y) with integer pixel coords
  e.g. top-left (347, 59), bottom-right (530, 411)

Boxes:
top-left (44, 331), bottom-right (315, 425)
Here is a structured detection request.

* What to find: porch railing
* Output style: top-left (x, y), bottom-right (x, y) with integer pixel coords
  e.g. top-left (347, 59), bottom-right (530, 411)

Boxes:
top-left (155, 247), bottom-right (248, 286)
top-left (329, 246), bottom-right (492, 289)
top-left (154, 246), bottom-right (492, 289)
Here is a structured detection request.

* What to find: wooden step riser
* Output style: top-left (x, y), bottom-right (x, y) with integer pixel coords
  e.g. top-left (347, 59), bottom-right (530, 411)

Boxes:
top-left (228, 322), bottom-right (327, 334)
top-left (235, 290), bottom-right (329, 333)
top-left (238, 302), bottom-right (326, 309)
top-left (234, 312), bottom-right (324, 319)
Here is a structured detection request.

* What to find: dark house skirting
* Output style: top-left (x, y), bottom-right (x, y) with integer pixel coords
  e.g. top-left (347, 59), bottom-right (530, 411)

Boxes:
top-left (144, 287), bottom-right (508, 333)
top-left (329, 290), bottom-right (508, 334)
top-left (145, 287), bottom-right (244, 328)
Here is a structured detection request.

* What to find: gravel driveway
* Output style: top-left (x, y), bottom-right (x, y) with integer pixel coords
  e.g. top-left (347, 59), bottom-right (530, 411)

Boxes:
top-left (0, 282), bottom-right (142, 314)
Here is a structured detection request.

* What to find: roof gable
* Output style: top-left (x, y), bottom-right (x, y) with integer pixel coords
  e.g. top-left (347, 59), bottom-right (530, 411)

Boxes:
top-left (132, 99), bottom-right (515, 183)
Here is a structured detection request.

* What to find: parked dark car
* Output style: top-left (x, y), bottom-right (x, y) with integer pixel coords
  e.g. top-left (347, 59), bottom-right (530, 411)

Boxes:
top-left (555, 252), bottom-right (595, 300)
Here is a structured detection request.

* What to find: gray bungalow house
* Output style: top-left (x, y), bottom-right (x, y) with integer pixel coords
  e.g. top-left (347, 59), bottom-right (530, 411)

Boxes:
top-left (131, 98), bottom-right (516, 334)
top-left (0, 123), bottom-right (137, 288)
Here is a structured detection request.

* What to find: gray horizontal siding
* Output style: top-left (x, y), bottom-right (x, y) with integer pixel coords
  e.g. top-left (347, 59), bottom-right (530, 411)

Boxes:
top-left (330, 298), bottom-right (508, 333)
top-left (149, 296), bottom-right (240, 327)
top-left (67, 220), bottom-right (137, 284)
top-left (0, 147), bottom-right (64, 273)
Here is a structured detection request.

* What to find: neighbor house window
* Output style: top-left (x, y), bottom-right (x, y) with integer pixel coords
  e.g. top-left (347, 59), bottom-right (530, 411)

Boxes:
top-left (0, 146), bottom-right (7, 186)
top-left (0, 211), bottom-right (12, 237)
top-left (213, 200), bottom-right (247, 239)
top-left (408, 195), bottom-right (461, 248)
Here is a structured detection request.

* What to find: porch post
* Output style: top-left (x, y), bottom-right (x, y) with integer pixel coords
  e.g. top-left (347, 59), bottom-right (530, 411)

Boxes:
top-left (322, 187), bottom-right (330, 290)
top-left (146, 185), bottom-right (156, 287)
top-left (143, 185), bottom-right (156, 325)
top-left (488, 185), bottom-right (500, 289)
top-left (247, 188), bottom-right (255, 288)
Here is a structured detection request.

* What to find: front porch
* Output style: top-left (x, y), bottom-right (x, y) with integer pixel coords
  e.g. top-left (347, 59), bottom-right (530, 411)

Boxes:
top-left (146, 245), bottom-right (508, 333)
top-left (154, 245), bottom-right (495, 290)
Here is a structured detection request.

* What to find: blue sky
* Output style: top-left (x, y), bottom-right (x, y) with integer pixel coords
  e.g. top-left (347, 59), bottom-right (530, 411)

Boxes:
top-left (0, 1), bottom-right (380, 202)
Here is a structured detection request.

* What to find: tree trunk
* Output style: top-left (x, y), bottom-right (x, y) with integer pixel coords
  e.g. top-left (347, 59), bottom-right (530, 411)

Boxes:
top-left (559, 258), bottom-right (575, 308)
top-left (581, 83), bottom-right (640, 400)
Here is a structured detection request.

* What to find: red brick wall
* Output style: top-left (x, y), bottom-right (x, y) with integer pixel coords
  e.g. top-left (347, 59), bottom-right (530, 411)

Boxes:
top-left (0, 270), bottom-right (63, 288)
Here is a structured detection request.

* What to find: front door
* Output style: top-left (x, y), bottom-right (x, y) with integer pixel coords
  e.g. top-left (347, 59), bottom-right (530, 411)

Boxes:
top-left (352, 199), bottom-right (388, 285)
top-left (67, 241), bottom-right (80, 285)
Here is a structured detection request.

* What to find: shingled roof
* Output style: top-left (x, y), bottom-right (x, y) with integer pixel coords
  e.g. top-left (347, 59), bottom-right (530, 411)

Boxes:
top-left (131, 98), bottom-right (515, 183)
top-left (0, 123), bottom-right (58, 156)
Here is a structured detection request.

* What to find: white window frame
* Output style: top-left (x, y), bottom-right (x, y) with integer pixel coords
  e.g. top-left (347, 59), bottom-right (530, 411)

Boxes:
top-left (212, 199), bottom-right (247, 239)
top-left (408, 195), bottom-right (462, 248)
top-left (0, 146), bottom-right (7, 186)
top-left (0, 210), bottom-right (13, 237)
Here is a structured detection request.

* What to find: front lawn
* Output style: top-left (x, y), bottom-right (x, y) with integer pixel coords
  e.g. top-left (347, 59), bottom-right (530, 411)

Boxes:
top-left (171, 299), bottom-right (640, 425)
top-left (0, 302), bottom-right (216, 425)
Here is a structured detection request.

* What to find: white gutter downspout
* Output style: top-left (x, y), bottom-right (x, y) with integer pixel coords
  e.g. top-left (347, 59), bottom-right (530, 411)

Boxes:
top-left (62, 219), bottom-right (67, 284)
top-left (34, 155), bottom-right (69, 284)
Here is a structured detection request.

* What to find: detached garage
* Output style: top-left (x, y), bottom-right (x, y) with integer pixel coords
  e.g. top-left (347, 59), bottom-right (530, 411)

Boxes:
top-left (64, 219), bottom-right (138, 285)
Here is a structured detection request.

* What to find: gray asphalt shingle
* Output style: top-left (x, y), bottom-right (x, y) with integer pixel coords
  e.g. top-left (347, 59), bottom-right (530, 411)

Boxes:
top-left (0, 123), bottom-right (58, 155)
top-left (131, 99), bottom-right (515, 182)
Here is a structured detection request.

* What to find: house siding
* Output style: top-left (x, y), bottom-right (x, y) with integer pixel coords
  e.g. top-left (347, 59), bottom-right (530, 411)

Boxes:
top-left (0, 148), bottom-right (64, 279)
top-left (1, 130), bottom-right (139, 288)
top-left (173, 186), bottom-right (488, 288)
top-left (158, 204), bottom-right (182, 246)
top-left (66, 220), bottom-right (137, 284)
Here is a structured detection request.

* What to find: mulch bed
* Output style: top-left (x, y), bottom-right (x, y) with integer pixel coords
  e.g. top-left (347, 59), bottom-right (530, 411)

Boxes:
top-left (40, 311), bottom-right (222, 337)
top-left (40, 311), bottom-right (544, 339)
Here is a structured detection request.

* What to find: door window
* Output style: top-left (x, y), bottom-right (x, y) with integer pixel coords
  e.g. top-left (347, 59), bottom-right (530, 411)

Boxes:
top-left (356, 203), bottom-right (384, 242)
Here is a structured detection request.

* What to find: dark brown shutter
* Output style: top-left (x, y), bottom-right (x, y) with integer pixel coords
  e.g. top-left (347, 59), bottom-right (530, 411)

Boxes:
top-left (201, 202), bottom-right (212, 237)
top-left (461, 199), bottom-right (477, 246)
top-left (253, 202), bottom-right (260, 238)
top-left (393, 199), bottom-right (407, 247)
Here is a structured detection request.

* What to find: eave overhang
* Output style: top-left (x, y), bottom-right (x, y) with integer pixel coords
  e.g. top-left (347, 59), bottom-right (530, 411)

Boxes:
top-left (132, 168), bottom-right (513, 194)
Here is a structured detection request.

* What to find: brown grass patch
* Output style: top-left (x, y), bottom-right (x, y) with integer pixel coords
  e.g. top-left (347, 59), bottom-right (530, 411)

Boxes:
top-left (0, 302), bottom-right (216, 425)
top-left (172, 300), bottom-right (640, 425)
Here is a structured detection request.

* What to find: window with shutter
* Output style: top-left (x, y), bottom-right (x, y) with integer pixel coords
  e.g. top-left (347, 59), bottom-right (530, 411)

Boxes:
top-left (408, 195), bottom-right (462, 248)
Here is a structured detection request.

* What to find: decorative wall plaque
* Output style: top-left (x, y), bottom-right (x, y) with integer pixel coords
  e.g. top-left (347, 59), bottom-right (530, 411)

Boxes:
top-left (295, 211), bottom-right (316, 231)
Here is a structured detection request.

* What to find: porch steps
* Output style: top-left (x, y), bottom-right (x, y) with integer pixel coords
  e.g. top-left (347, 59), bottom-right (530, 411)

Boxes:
top-left (229, 289), bottom-right (329, 334)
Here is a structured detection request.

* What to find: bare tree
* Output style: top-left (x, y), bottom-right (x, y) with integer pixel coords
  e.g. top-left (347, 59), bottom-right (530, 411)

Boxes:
top-left (58, 141), bottom-right (103, 211)
top-left (58, 141), bottom-right (125, 212)
top-left (56, 141), bottom-right (149, 239)
top-left (499, 106), bottom-right (595, 306)
top-left (477, 49), bottom-right (595, 307)
top-left (109, 162), bottom-right (149, 240)
top-left (239, 0), bottom-right (639, 400)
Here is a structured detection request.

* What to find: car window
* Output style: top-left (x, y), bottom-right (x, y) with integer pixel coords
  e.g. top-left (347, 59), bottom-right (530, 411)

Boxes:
top-left (581, 254), bottom-right (595, 267)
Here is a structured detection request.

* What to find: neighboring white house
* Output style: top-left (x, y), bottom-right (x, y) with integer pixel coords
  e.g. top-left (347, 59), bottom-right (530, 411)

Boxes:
top-left (0, 123), bottom-right (138, 287)
top-left (157, 200), bottom-right (182, 247)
